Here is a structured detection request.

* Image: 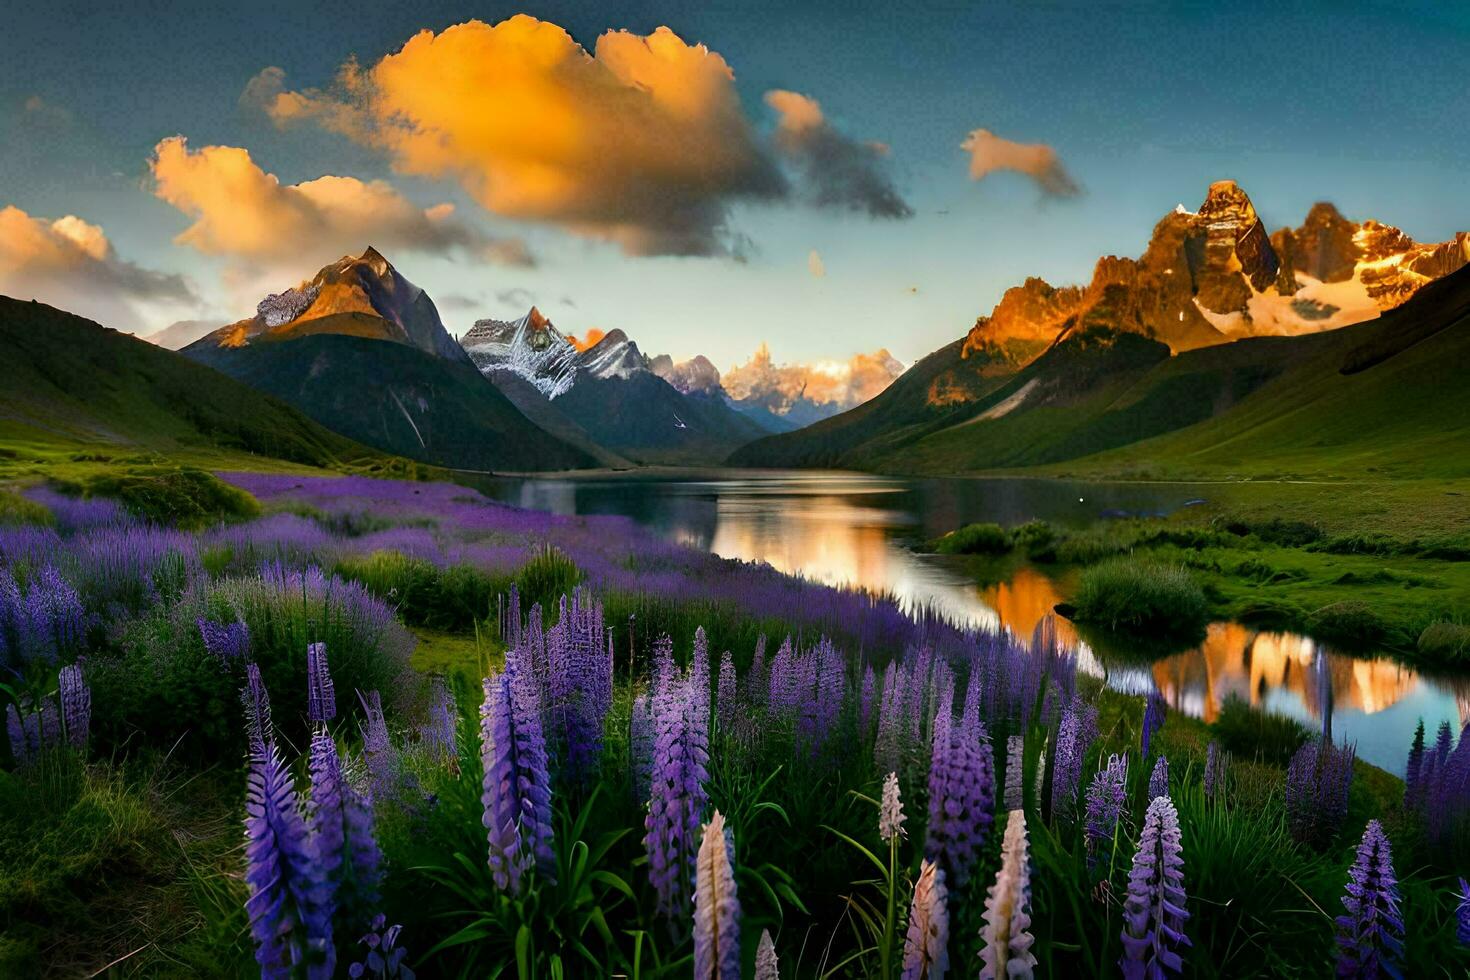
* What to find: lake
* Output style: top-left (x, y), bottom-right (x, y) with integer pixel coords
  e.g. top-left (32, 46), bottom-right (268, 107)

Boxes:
top-left (470, 469), bottom-right (1466, 774)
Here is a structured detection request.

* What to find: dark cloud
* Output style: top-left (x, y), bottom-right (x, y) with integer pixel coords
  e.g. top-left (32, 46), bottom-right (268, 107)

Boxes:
top-left (765, 90), bottom-right (912, 220)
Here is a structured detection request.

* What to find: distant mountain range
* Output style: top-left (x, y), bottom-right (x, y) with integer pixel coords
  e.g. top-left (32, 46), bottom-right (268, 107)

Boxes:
top-left (731, 182), bottom-right (1470, 477)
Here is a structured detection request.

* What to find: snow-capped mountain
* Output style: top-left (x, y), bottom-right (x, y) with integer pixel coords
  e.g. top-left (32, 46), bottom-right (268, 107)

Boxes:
top-left (189, 246), bottom-right (468, 363)
top-left (461, 306), bottom-right (579, 398)
top-left (961, 181), bottom-right (1470, 367)
top-left (577, 328), bottom-right (651, 380)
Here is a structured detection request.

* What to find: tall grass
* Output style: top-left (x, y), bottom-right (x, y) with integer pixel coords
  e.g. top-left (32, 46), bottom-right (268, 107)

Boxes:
top-left (1071, 558), bottom-right (1209, 638)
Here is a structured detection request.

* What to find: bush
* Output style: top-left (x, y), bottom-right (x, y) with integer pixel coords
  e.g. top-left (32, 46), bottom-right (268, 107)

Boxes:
top-left (1012, 520), bottom-right (1057, 560)
top-left (89, 568), bottom-right (415, 761)
top-left (1306, 600), bottom-right (1396, 648)
top-left (515, 545), bottom-right (583, 612)
top-left (51, 467), bottom-right (260, 529)
top-left (933, 522), bottom-right (1011, 555)
top-left (1070, 558), bottom-right (1209, 638)
top-left (336, 550), bottom-right (498, 631)
top-left (1223, 517), bottom-right (1323, 548)
top-left (1210, 695), bottom-right (1309, 767)
top-left (1418, 621), bottom-right (1470, 662)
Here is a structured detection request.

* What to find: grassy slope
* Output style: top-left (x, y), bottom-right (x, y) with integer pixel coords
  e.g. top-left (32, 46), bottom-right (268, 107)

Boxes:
top-left (186, 333), bottom-right (596, 473)
top-left (0, 296), bottom-right (396, 478)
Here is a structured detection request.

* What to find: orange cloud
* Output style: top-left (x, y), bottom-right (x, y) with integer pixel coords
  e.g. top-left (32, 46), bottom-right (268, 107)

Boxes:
top-left (264, 16), bottom-right (786, 256)
top-left (765, 90), bottom-right (911, 218)
top-left (961, 129), bottom-right (1080, 197)
top-left (569, 328), bottom-right (606, 352)
top-left (149, 136), bottom-right (529, 268)
top-left (0, 205), bottom-right (195, 330)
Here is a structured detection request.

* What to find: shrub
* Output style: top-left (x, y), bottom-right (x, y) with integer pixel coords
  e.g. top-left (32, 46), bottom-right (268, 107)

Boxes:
top-left (1210, 695), bottom-right (1308, 767)
top-left (1012, 520), bottom-right (1057, 560)
top-left (335, 550), bottom-right (498, 630)
top-left (1222, 517), bottom-right (1323, 548)
top-left (1417, 621), bottom-right (1470, 662)
top-left (1306, 601), bottom-right (1396, 648)
top-left (51, 467), bottom-right (260, 529)
top-left (516, 545), bottom-right (583, 612)
top-left (1070, 558), bottom-right (1209, 638)
top-left (933, 522), bottom-right (1011, 556)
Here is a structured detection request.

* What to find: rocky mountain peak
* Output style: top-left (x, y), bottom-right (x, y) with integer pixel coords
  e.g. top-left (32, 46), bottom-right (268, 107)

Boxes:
top-left (1196, 179), bottom-right (1259, 225)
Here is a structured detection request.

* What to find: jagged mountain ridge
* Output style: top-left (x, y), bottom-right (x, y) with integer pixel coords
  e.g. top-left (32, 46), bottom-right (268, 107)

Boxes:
top-left (962, 181), bottom-right (1469, 370)
top-left (461, 306), bottom-right (580, 398)
top-left (190, 247), bottom-right (468, 363)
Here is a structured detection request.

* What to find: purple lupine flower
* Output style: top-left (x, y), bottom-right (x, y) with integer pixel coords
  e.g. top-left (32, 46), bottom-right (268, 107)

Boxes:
top-left (244, 745), bottom-right (335, 978)
top-left (58, 661), bottom-right (90, 750)
top-left (979, 810), bottom-right (1036, 980)
top-left (307, 642), bottom-right (336, 724)
top-left (1334, 820), bottom-right (1404, 978)
top-left (755, 929), bottom-right (779, 980)
top-left (880, 770), bottom-right (906, 842)
top-left (359, 690), bottom-right (399, 803)
top-left (6, 701), bottom-right (40, 766)
top-left (1085, 754), bottom-right (1129, 876)
top-left (198, 617), bottom-right (251, 664)
top-left (1149, 756), bottom-right (1170, 802)
top-left (242, 663), bottom-right (273, 758)
top-left (1204, 741), bottom-right (1226, 802)
top-left (1286, 738), bottom-right (1356, 848)
top-left (693, 810), bottom-right (740, 980)
top-left (17, 565), bottom-right (84, 665)
top-left (645, 673), bottom-right (710, 917)
top-left (1456, 878), bottom-right (1470, 945)
top-left (1120, 795), bottom-right (1190, 979)
top-left (1141, 691), bottom-right (1166, 758)
top-left (744, 635), bottom-right (768, 709)
top-left (716, 651), bottom-right (737, 734)
top-left (860, 664), bottom-right (876, 736)
top-left (1004, 735), bottom-right (1025, 811)
top-left (308, 730), bottom-right (382, 933)
top-left (924, 680), bottom-right (995, 887)
top-left (420, 676), bottom-right (457, 765)
top-left (901, 858), bottom-right (949, 980)
top-left (652, 633), bottom-right (676, 698)
top-left (348, 914), bottom-right (414, 979)
top-left (0, 569), bottom-right (19, 668)
top-left (543, 592), bottom-right (612, 786)
top-left (480, 662), bottom-right (556, 893)
top-left (875, 661), bottom-right (904, 776)
top-left (631, 692), bottom-right (653, 803)
top-left (1050, 696), bottom-right (1097, 823)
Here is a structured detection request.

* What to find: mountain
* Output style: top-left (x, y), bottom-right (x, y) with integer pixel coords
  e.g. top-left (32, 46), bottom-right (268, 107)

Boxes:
top-left (720, 344), bottom-right (907, 427)
top-left (735, 263), bottom-right (1470, 479)
top-left (0, 296), bottom-right (386, 468)
top-left (185, 251), bottom-right (594, 473)
top-left (732, 184), bottom-right (1469, 476)
top-left (138, 318), bottom-right (221, 350)
top-left (462, 311), bottom-right (769, 464)
top-left (192, 247), bottom-right (469, 363)
top-left (961, 181), bottom-right (1469, 368)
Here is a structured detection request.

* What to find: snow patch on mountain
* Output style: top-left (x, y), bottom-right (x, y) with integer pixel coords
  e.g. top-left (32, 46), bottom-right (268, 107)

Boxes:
top-left (461, 306), bottom-right (579, 398)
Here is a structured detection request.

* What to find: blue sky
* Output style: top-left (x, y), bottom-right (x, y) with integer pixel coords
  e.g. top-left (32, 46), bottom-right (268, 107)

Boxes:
top-left (2, 1), bottom-right (1466, 364)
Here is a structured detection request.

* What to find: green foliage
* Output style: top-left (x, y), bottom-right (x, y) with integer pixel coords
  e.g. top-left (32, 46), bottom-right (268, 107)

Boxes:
top-left (50, 466), bottom-right (260, 529)
top-left (0, 488), bottom-right (52, 527)
top-left (1209, 696), bottom-right (1309, 767)
top-left (1071, 558), bottom-right (1209, 638)
top-left (515, 545), bottom-right (584, 613)
top-left (1417, 620), bottom-right (1470, 662)
top-left (933, 522), bottom-right (1011, 555)
top-left (335, 551), bottom-right (498, 631)
top-left (1306, 600), bottom-right (1397, 648)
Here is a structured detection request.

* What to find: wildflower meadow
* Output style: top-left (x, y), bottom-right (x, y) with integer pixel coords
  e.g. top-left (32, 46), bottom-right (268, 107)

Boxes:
top-left (3, 473), bottom-right (1469, 977)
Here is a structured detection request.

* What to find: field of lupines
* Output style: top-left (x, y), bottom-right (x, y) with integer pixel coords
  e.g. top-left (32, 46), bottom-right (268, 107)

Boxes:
top-left (2, 472), bottom-right (1470, 977)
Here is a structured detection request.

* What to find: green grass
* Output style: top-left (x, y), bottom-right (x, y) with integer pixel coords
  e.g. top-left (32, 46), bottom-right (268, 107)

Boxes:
top-left (932, 521), bottom-right (1011, 555)
top-left (1070, 557), bottom-right (1209, 639)
top-left (49, 465), bottom-right (261, 529)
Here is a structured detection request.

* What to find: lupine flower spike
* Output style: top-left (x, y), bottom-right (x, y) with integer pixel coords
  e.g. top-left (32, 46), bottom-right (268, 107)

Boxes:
top-left (755, 928), bottom-right (780, 980)
top-left (1333, 819), bottom-right (1404, 978)
top-left (1456, 877), bottom-right (1470, 945)
top-left (1149, 755), bottom-right (1170, 801)
top-left (1120, 796), bottom-right (1190, 979)
top-left (242, 663), bottom-right (273, 758)
top-left (879, 770), bottom-right (906, 842)
top-left (693, 810), bottom-right (741, 980)
top-left (1004, 735), bottom-right (1025, 811)
top-left (1085, 754), bottom-right (1129, 875)
top-left (979, 810), bottom-right (1037, 979)
top-left (1141, 692), bottom-right (1166, 758)
top-left (901, 858), bottom-right (949, 979)
top-left (307, 642), bottom-right (336, 723)
top-left (58, 661), bottom-right (90, 750)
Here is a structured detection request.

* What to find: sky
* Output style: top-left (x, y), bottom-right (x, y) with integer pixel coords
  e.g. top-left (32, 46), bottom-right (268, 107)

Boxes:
top-left (1, 1), bottom-right (1467, 367)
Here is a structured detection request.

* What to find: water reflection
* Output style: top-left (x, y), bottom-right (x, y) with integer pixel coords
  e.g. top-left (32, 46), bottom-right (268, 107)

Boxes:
top-left (470, 469), bottom-right (1466, 775)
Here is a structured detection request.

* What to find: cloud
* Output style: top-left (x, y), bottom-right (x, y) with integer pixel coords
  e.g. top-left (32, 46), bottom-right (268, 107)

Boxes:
top-left (808, 249), bottom-right (825, 277)
top-left (723, 344), bottom-right (905, 414)
top-left (149, 135), bottom-right (531, 268)
top-left (494, 287), bottom-right (535, 308)
top-left (765, 90), bottom-right (912, 219)
top-left (436, 292), bottom-right (483, 312)
top-left (0, 205), bottom-right (196, 331)
top-left (960, 129), bottom-right (1080, 197)
top-left (264, 16), bottom-right (789, 257)
top-left (239, 67), bottom-right (287, 114)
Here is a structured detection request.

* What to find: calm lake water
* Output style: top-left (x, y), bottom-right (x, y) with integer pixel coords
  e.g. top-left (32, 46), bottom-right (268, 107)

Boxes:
top-left (471, 469), bottom-right (1466, 774)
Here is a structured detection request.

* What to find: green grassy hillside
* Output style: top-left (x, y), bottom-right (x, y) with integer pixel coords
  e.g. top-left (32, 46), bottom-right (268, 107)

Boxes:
top-left (0, 296), bottom-right (389, 472)
top-left (187, 333), bottom-right (595, 473)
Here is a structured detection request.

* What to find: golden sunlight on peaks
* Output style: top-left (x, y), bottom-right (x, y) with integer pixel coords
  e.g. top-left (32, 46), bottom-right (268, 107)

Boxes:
top-left (569, 328), bottom-right (605, 352)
